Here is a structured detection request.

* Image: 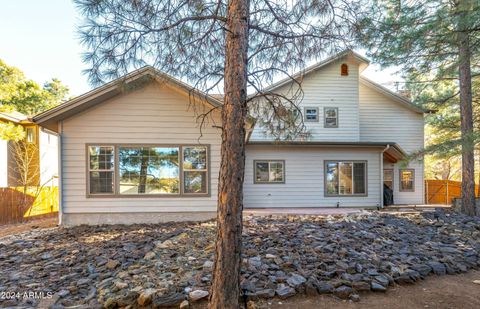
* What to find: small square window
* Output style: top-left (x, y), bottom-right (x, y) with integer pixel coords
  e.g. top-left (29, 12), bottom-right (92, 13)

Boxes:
top-left (324, 107), bottom-right (338, 128)
top-left (304, 107), bottom-right (319, 122)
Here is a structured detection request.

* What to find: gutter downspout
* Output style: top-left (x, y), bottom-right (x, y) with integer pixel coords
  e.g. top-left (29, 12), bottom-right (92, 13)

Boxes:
top-left (57, 121), bottom-right (63, 225)
top-left (380, 145), bottom-right (390, 209)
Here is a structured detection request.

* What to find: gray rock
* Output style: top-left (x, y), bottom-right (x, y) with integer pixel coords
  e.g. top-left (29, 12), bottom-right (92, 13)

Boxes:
top-left (334, 286), bottom-right (353, 299)
top-left (287, 273), bottom-right (306, 288)
top-left (412, 264), bottom-right (432, 277)
top-left (188, 290), bottom-right (209, 302)
top-left (153, 293), bottom-right (185, 307)
top-left (248, 256), bottom-right (262, 268)
top-left (374, 274), bottom-right (390, 287)
top-left (317, 281), bottom-right (334, 294)
top-left (371, 282), bottom-right (387, 292)
top-left (350, 293), bottom-right (361, 302)
top-left (276, 285), bottom-right (296, 299)
top-left (428, 262), bottom-right (447, 275)
top-left (254, 289), bottom-right (275, 299)
top-left (203, 260), bottom-right (214, 270)
top-left (77, 278), bottom-right (92, 286)
top-left (305, 277), bottom-right (320, 296)
top-left (352, 281), bottom-right (371, 291)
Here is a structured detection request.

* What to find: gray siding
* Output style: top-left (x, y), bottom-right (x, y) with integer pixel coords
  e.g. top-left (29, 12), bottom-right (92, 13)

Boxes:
top-left (250, 59), bottom-right (361, 142)
top-left (244, 145), bottom-right (382, 208)
top-left (359, 81), bottom-right (424, 204)
top-left (61, 82), bottom-right (222, 214)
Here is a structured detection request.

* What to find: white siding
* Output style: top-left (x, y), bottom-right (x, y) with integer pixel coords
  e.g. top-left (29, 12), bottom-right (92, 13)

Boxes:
top-left (39, 129), bottom-right (58, 186)
top-left (359, 81), bottom-right (424, 204)
top-left (0, 139), bottom-right (7, 187)
top-left (244, 145), bottom-right (382, 208)
top-left (250, 59), bottom-right (360, 142)
top-left (61, 82), bottom-right (222, 214)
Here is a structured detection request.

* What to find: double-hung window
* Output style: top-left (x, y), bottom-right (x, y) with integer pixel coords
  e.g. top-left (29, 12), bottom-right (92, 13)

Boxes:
top-left (88, 146), bottom-right (115, 194)
top-left (87, 145), bottom-right (209, 196)
top-left (254, 160), bottom-right (285, 183)
top-left (183, 146), bottom-right (208, 194)
top-left (324, 107), bottom-right (338, 128)
top-left (325, 161), bottom-right (367, 196)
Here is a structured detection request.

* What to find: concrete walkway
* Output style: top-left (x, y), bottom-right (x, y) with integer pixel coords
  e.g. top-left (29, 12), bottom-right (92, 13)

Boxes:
top-left (244, 208), bottom-right (364, 216)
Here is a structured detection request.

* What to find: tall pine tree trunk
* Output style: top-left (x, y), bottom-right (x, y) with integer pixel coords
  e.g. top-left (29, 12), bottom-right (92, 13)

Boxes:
top-left (458, 25), bottom-right (476, 216)
top-left (209, 0), bottom-right (249, 307)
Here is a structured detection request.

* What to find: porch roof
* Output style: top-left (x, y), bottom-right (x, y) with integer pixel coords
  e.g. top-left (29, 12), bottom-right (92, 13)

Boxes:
top-left (246, 140), bottom-right (406, 163)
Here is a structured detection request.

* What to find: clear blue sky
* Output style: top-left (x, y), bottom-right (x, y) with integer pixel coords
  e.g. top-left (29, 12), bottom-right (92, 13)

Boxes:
top-left (0, 1), bottom-right (401, 97)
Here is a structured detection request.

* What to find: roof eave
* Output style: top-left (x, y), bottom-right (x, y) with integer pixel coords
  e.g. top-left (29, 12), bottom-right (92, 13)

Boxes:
top-left (359, 77), bottom-right (426, 114)
top-left (33, 66), bottom-right (223, 129)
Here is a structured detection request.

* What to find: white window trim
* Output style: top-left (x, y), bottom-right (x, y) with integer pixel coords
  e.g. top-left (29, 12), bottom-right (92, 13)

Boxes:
top-left (304, 107), bottom-right (319, 122)
top-left (324, 107), bottom-right (339, 128)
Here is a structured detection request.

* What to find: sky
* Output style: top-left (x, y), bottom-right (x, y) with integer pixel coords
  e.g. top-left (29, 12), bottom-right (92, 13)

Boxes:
top-left (0, 1), bottom-right (403, 97)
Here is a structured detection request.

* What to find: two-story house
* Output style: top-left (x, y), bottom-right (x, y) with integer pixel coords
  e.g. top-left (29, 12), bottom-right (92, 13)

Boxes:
top-left (0, 110), bottom-right (58, 188)
top-left (33, 51), bottom-right (425, 226)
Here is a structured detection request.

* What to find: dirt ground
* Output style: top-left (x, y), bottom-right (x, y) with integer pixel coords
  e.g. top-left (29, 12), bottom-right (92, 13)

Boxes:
top-left (251, 270), bottom-right (480, 309)
top-left (0, 217), bottom-right (57, 238)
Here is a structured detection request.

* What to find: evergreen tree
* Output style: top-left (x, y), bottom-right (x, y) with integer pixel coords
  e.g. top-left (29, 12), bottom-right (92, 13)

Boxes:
top-left (359, 0), bottom-right (480, 215)
top-left (74, 0), bottom-right (364, 306)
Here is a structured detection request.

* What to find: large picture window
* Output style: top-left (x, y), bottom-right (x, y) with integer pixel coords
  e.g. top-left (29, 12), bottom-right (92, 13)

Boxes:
top-left (88, 146), bottom-right (115, 194)
top-left (87, 145), bottom-right (209, 196)
top-left (119, 146), bottom-right (179, 195)
top-left (254, 160), bottom-right (285, 183)
top-left (325, 161), bottom-right (367, 196)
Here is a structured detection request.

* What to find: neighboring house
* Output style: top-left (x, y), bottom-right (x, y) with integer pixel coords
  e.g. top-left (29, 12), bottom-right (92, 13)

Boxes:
top-left (33, 51), bottom-right (426, 226)
top-left (0, 110), bottom-right (58, 188)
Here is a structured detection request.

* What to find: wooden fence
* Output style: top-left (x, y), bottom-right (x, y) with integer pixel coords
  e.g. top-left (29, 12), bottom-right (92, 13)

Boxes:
top-left (0, 186), bottom-right (58, 225)
top-left (425, 180), bottom-right (479, 205)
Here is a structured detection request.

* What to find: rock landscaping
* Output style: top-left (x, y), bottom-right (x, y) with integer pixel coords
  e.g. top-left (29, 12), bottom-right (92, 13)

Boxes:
top-left (0, 210), bottom-right (479, 308)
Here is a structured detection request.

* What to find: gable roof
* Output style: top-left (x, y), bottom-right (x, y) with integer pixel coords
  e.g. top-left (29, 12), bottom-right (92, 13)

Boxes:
top-left (250, 49), bottom-right (427, 114)
top-left (254, 50), bottom-right (370, 95)
top-left (33, 66), bottom-right (223, 132)
top-left (0, 110), bottom-right (31, 124)
top-left (359, 77), bottom-right (426, 114)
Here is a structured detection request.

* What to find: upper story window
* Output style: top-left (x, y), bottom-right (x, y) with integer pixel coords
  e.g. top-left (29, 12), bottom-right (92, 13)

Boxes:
top-left (324, 107), bottom-right (338, 128)
top-left (254, 160), bottom-right (285, 184)
top-left (304, 107), bottom-right (319, 122)
top-left (26, 127), bottom-right (35, 143)
top-left (341, 63), bottom-right (349, 76)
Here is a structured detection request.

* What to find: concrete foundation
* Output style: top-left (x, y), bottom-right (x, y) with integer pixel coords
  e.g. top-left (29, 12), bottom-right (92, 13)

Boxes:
top-left (62, 212), bottom-right (217, 226)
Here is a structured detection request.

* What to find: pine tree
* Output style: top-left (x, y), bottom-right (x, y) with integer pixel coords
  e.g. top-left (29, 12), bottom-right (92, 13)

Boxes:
top-left (74, 0), bottom-right (364, 306)
top-left (359, 0), bottom-right (480, 215)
